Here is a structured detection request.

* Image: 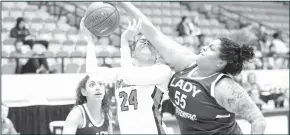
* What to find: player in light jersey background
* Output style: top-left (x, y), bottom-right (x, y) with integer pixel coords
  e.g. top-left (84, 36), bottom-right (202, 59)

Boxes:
top-left (79, 15), bottom-right (173, 134)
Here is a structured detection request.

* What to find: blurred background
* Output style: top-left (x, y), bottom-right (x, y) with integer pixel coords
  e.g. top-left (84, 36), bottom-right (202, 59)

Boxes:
top-left (1, 1), bottom-right (289, 134)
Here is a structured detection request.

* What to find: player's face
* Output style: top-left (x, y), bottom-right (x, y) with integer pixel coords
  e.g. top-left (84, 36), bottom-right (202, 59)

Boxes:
top-left (84, 76), bottom-right (106, 101)
top-left (132, 39), bottom-right (157, 64)
top-left (197, 39), bottom-right (224, 70)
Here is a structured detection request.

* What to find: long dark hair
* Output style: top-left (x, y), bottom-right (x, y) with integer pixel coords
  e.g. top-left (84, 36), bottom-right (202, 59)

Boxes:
top-left (15, 17), bottom-right (26, 29)
top-left (75, 75), bottom-right (110, 117)
top-left (218, 37), bottom-right (255, 76)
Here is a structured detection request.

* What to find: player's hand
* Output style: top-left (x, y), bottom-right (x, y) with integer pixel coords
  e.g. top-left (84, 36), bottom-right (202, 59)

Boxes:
top-left (121, 19), bottom-right (141, 41)
top-left (79, 17), bottom-right (94, 42)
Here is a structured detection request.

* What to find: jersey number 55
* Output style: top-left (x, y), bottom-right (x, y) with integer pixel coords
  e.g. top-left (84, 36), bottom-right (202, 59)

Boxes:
top-left (175, 91), bottom-right (187, 109)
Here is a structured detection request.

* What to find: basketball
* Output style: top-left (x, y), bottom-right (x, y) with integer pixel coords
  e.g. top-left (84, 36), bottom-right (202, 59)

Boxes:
top-left (84, 2), bottom-right (120, 37)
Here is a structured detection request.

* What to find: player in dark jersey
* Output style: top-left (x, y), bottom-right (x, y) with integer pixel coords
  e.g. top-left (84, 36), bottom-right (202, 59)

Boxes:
top-left (118, 2), bottom-right (266, 134)
top-left (62, 18), bottom-right (112, 135)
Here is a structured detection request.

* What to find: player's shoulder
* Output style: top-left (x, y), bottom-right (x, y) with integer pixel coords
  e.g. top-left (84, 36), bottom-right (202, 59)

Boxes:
top-left (154, 63), bottom-right (172, 70)
top-left (214, 77), bottom-right (245, 100)
top-left (66, 105), bottom-right (84, 126)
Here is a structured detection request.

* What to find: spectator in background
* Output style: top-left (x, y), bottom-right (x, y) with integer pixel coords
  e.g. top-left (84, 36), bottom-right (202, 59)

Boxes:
top-left (10, 40), bottom-right (26, 74)
top-left (271, 87), bottom-right (285, 108)
top-left (176, 16), bottom-right (200, 37)
top-left (197, 34), bottom-right (205, 50)
top-left (20, 45), bottom-right (55, 74)
top-left (259, 33), bottom-right (272, 54)
top-left (272, 32), bottom-right (289, 54)
top-left (244, 73), bottom-right (264, 110)
top-left (176, 16), bottom-right (189, 37)
top-left (10, 17), bottom-right (49, 49)
top-left (2, 104), bottom-right (18, 134)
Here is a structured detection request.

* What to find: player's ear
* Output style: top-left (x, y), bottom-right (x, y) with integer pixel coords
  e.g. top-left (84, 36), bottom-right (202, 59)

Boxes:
top-left (217, 60), bottom-right (226, 67)
top-left (81, 88), bottom-right (88, 96)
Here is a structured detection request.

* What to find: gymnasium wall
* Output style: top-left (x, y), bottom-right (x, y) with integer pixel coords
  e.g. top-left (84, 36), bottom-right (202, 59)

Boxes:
top-left (2, 70), bottom-right (289, 106)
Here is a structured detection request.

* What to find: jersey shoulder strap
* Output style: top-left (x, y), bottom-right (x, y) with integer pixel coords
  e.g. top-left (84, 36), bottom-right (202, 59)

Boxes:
top-left (76, 104), bottom-right (87, 128)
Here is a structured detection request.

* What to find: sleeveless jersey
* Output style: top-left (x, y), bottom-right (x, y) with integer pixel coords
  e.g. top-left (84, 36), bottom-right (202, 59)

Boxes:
top-left (168, 64), bottom-right (242, 134)
top-left (75, 104), bottom-right (109, 135)
top-left (115, 79), bottom-right (167, 134)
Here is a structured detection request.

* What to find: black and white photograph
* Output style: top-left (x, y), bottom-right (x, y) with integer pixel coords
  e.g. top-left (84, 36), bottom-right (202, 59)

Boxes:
top-left (1, 1), bottom-right (289, 134)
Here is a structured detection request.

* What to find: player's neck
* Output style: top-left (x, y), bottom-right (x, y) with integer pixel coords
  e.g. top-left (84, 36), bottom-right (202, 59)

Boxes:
top-left (86, 101), bottom-right (102, 121)
top-left (197, 68), bottom-right (217, 78)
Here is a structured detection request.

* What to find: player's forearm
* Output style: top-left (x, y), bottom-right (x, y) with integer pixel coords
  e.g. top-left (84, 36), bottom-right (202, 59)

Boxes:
top-left (120, 36), bottom-right (133, 67)
top-left (85, 39), bottom-right (99, 72)
top-left (119, 2), bottom-right (197, 72)
top-left (250, 117), bottom-right (266, 134)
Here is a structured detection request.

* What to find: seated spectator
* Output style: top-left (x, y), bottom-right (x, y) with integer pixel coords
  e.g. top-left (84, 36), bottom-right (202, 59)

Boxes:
top-left (271, 87), bottom-right (287, 108)
top-left (176, 16), bottom-right (200, 37)
top-left (197, 34), bottom-right (205, 50)
top-left (2, 104), bottom-right (18, 134)
top-left (20, 45), bottom-right (56, 74)
top-left (10, 40), bottom-right (26, 74)
top-left (10, 17), bottom-right (49, 49)
top-left (272, 32), bottom-right (289, 54)
top-left (176, 16), bottom-right (189, 37)
top-left (258, 33), bottom-right (272, 55)
top-left (244, 73), bottom-right (265, 110)
top-left (265, 44), bottom-right (286, 69)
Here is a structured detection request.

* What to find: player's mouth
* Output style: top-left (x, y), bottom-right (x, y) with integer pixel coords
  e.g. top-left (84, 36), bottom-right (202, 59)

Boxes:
top-left (95, 93), bottom-right (102, 96)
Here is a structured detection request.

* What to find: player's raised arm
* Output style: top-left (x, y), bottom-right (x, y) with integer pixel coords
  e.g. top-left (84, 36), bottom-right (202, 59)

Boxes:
top-left (118, 2), bottom-right (198, 72)
top-left (80, 17), bottom-right (119, 82)
top-left (120, 19), bottom-right (139, 68)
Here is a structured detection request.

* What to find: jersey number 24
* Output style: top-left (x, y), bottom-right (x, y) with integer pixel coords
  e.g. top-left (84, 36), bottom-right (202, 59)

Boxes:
top-left (119, 89), bottom-right (138, 111)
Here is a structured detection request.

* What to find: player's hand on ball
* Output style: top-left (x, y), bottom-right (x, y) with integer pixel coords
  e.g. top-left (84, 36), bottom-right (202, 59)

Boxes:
top-left (121, 19), bottom-right (141, 41)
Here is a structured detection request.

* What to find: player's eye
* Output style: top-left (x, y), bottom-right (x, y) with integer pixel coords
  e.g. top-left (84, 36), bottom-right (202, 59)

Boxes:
top-left (89, 82), bottom-right (96, 87)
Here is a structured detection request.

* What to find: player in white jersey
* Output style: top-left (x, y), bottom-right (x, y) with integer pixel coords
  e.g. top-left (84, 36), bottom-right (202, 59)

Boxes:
top-left (80, 17), bottom-right (172, 134)
top-left (115, 19), bottom-right (172, 134)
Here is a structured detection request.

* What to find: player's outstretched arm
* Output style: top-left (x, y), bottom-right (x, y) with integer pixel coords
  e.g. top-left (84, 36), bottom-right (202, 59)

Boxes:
top-left (215, 78), bottom-right (266, 134)
top-left (118, 2), bottom-right (197, 72)
top-left (80, 17), bottom-right (119, 82)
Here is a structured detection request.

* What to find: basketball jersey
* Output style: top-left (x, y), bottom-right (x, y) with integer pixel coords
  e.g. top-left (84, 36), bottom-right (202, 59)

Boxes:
top-left (168, 63), bottom-right (242, 134)
top-left (75, 104), bottom-right (109, 135)
top-left (115, 77), bottom-right (168, 134)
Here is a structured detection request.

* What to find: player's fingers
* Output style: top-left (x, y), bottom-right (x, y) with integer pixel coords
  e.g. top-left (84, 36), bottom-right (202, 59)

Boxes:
top-left (127, 20), bottom-right (132, 30)
top-left (131, 19), bottom-right (137, 30)
top-left (136, 19), bottom-right (141, 31)
top-left (80, 17), bottom-right (85, 30)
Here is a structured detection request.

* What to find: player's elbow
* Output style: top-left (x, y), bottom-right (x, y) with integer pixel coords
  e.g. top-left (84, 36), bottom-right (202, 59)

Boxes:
top-left (251, 116), bottom-right (267, 132)
top-left (253, 115), bottom-right (266, 125)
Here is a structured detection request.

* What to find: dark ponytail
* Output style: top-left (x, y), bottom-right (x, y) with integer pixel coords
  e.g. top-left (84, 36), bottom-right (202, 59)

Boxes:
top-left (218, 37), bottom-right (255, 76)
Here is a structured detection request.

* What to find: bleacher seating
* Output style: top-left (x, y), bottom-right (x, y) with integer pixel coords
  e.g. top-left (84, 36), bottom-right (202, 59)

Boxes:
top-left (1, 2), bottom-right (289, 74)
top-left (215, 2), bottom-right (289, 32)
